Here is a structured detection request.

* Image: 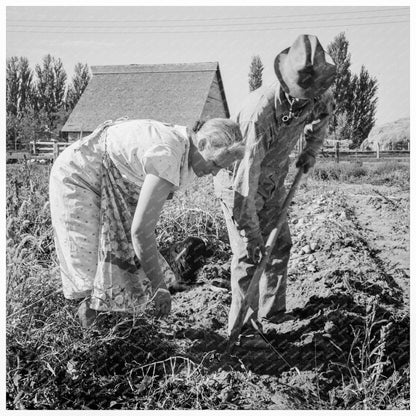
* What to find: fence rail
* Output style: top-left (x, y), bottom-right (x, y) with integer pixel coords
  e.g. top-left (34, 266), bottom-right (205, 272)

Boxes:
top-left (7, 140), bottom-right (410, 163)
top-left (30, 141), bottom-right (71, 155)
top-left (6, 141), bottom-right (71, 162)
top-left (319, 139), bottom-right (410, 162)
top-left (320, 149), bottom-right (410, 162)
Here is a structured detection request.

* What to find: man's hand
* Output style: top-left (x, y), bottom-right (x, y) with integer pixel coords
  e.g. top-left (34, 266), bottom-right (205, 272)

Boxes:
top-left (296, 149), bottom-right (316, 174)
top-left (246, 234), bottom-right (265, 264)
top-left (152, 288), bottom-right (172, 319)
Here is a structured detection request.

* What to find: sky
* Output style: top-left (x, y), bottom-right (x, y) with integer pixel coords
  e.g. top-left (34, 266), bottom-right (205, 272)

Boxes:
top-left (1, 3), bottom-right (415, 410)
top-left (4, 2), bottom-right (412, 126)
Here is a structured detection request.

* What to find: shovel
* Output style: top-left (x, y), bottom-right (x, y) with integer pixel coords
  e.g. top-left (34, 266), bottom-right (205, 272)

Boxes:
top-left (226, 168), bottom-right (304, 354)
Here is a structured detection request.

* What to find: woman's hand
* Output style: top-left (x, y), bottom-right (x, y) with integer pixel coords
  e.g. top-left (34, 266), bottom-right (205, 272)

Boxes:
top-left (152, 288), bottom-right (172, 319)
top-left (131, 173), bottom-right (174, 316)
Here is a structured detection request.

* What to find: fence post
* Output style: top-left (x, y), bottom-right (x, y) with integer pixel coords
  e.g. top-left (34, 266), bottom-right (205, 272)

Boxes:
top-left (335, 141), bottom-right (340, 163)
top-left (32, 140), bottom-right (37, 155)
top-left (376, 142), bottom-right (380, 159)
top-left (52, 140), bottom-right (59, 161)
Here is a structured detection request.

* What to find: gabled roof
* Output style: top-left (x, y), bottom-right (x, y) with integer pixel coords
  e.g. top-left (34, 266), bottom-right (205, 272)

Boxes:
top-left (62, 62), bottom-right (228, 132)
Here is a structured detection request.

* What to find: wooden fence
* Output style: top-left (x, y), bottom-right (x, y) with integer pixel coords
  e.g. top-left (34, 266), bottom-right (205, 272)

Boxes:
top-left (7, 139), bottom-right (410, 164)
top-left (292, 136), bottom-right (410, 163)
top-left (30, 140), bottom-right (71, 158)
top-left (6, 141), bottom-right (71, 162)
top-left (320, 142), bottom-right (410, 163)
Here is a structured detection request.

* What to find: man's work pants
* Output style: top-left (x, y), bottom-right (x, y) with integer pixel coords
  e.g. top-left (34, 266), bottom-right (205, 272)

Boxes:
top-left (220, 199), bottom-right (292, 335)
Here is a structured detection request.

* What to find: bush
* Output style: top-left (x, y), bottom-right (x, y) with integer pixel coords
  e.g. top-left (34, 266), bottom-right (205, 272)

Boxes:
top-left (312, 162), bottom-right (368, 182)
top-left (312, 160), bottom-right (409, 188)
top-left (313, 163), bottom-right (341, 181)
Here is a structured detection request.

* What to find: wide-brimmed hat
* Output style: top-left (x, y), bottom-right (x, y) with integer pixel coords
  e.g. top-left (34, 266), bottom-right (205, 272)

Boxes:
top-left (274, 34), bottom-right (336, 99)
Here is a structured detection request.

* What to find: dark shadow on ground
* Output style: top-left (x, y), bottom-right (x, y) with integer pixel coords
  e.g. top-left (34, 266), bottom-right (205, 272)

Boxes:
top-left (179, 287), bottom-right (409, 380)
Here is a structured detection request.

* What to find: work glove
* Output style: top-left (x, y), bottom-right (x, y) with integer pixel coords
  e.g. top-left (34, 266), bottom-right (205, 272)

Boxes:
top-left (152, 287), bottom-right (172, 319)
top-left (245, 233), bottom-right (265, 264)
top-left (296, 149), bottom-right (316, 174)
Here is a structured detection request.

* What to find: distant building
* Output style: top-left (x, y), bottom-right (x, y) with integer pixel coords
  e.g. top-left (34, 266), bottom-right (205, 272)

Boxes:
top-left (61, 62), bottom-right (230, 142)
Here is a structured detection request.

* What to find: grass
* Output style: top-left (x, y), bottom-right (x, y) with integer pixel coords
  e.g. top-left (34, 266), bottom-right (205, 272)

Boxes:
top-left (328, 303), bottom-right (408, 409)
top-left (157, 175), bottom-right (230, 261)
top-left (311, 160), bottom-right (409, 189)
top-left (5, 163), bottom-right (233, 409)
top-left (6, 159), bottom-right (410, 410)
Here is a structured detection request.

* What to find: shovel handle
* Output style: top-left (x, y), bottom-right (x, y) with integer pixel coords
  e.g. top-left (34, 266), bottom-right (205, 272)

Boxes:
top-left (262, 168), bottom-right (304, 253)
top-left (226, 168), bottom-right (303, 353)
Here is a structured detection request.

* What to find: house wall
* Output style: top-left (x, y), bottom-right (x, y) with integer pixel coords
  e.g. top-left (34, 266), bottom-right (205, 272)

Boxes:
top-left (200, 75), bottom-right (229, 121)
top-left (67, 131), bottom-right (92, 143)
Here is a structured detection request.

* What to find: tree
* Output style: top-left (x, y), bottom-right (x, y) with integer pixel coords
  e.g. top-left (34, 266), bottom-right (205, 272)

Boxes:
top-left (327, 32), bottom-right (352, 115)
top-left (6, 57), bottom-right (35, 149)
top-left (328, 111), bottom-right (353, 144)
top-left (66, 63), bottom-right (91, 110)
top-left (5, 55), bottom-right (92, 149)
top-left (6, 113), bottom-right (19, 150)
top-left (6, 108), bottom-right (48, 151)
top-left (327, 32), bottom-right (378, 146)
top-left (6, 56), bottom-right (33, 116)
top-left (248, 55), bottom-right (264, 92)
top-left (18, 57), bottom-right (33, 113)
top-left (349, 66), bottom-right (378, 148)
top-left (6, 57), bottom-right (20, 116)
top-left (34, 54), bottom-right (67, 131)
top-left (327, 33), bottom-right (354, 139)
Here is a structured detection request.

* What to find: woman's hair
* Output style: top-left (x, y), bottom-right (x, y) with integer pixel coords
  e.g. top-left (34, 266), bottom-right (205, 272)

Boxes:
top-left (193, 118), bottom-right (245, 163)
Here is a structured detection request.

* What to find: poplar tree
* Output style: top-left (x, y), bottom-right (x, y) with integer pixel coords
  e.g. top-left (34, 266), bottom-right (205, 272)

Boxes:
top-left (327, 32), bottom-right (378, 147)
top-left (349, 66), bottom-right (378, 148)
top-left (6, 56), bottom-right (34, 149)
top-left (66, 63), bottom-right (91, 110)
top-left (248, 55), bottom-right (264, 92)
top-left (6, 57), bottom-right (19, 116)
top-left (18, 57), bottom-right (33, 113)
top-left (327, 32), bottom-right (352, 115)
top-left (34, 54), bottom-right (67, 133)
top-left (327, 33), bottom-right (353, 140)
top-left (6, 56), bottom-right (33, 116)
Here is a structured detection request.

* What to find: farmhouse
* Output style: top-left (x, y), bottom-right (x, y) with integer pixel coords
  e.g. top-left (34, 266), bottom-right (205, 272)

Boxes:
top-left (61, 62), bottom-right (230, 142)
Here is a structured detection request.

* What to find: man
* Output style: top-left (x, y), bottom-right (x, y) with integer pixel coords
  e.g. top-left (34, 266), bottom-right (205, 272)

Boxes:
top-left (214, 34), bottom-right (336, 336)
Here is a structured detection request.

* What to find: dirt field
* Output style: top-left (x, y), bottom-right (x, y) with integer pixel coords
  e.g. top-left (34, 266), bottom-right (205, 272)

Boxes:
top-left (160, 174), bottom-right (410, 409)
top-left (6, 161), bottom-right (410, 410)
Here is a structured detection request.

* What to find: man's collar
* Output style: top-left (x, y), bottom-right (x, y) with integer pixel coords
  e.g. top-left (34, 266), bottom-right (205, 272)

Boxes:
top-left (274, 83), bottom-right (287, 108)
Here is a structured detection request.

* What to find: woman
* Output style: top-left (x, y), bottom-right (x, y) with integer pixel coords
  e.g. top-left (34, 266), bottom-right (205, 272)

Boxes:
top-left (49, 117), bottom-right (244, 327)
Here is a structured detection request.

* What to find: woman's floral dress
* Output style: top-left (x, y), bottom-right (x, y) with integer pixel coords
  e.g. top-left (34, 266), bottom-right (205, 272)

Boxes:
top-left (49, 119), bottom-right (194, 313)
